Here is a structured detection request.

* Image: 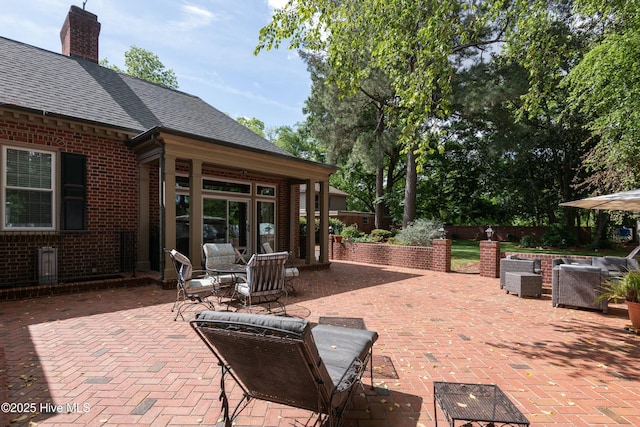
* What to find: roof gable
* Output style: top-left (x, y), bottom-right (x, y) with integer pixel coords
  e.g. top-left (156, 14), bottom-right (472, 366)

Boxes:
top-left (0, 36), bottom-right (292, 157)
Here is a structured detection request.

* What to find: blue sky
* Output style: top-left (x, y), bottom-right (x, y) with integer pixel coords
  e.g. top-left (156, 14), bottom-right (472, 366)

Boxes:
top-left (0, 0), bottom-right (309, 130)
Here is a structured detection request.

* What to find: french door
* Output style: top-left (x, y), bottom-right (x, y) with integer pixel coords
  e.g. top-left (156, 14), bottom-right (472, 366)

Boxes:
top-left (256, 200), bottom-right (275, 253)
top-left (203, 197), bottom-right (250, 251)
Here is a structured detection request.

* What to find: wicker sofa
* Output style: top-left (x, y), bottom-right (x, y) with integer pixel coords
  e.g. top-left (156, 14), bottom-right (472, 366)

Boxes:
top-left (551, 256), bottom-right (638, 313)
top-left (552, 256), bottom-right (638, 278)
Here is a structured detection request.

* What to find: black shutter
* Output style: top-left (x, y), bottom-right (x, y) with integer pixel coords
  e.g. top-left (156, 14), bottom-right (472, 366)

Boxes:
top-left (61, 152), bottom-right (86, 230)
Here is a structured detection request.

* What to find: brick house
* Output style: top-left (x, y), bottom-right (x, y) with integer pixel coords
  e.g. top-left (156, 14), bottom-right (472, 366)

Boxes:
top-left (0, 6), bottom-right (336, 289)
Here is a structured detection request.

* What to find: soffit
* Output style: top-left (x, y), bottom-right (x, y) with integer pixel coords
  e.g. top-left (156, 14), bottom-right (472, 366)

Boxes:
top-left (161, 132), bottom-right (335, 181)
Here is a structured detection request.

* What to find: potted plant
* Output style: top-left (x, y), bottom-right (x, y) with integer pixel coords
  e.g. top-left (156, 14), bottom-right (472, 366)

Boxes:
top-left (329, 221), bottom-right (345, 243)
top-left (596, 270), bottom-right (640, 328)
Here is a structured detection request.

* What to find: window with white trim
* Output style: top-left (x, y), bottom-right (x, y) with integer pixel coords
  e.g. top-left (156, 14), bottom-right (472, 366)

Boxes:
top-left (3, 146), bottom-right (56, 230)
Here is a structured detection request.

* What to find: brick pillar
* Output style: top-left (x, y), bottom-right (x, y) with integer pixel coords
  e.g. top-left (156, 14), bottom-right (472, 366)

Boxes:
top-left (432, 239), bottom-right (451, 272)
top-left (480, 240), bottom-right (500, 278)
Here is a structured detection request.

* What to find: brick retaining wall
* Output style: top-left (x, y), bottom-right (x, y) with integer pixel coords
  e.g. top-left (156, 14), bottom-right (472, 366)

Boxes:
top-left (329, 239), bottom-right (451, 272)
top-left (445, 225), bottom-right (592, 243)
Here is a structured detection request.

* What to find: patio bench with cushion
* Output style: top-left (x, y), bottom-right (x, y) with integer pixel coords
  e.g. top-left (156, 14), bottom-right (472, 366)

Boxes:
top-left (190, 311), bottom-right (378, 427)
top-left (553, 256), bottom-right (638, 279)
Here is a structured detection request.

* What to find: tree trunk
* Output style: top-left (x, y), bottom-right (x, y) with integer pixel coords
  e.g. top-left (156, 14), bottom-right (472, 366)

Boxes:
top-left (384, 151), bottom-right (397, 223)
top-left (593, 211), bottom-right (610, 246)
top-left (403, 146), bottom-right (417, 228)
top-left (373, 103), bottom-right (386, 230)
top-left (375, 164), bottom-right (384, 229)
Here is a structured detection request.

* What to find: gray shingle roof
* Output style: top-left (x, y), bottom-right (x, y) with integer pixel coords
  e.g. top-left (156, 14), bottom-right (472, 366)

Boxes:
top-left (0, 36), bottom-right (294, 157)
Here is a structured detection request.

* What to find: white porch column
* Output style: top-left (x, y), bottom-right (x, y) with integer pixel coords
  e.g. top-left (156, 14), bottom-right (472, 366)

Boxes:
top-left (163, 154), bottom-right (177, 280)
top-left (289, 182), bottom-right (298, 256)
top-left (305, 179), bottom-right (316, 263)
top-left (189, 159), bottom-right (203, 268)
top-left (136, 163), bottom-right (150, 272)
top-left (318, 180), bottom-right (329, 263)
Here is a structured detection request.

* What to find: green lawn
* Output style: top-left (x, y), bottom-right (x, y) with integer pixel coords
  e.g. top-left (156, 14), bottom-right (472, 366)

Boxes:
top-left (450, 239), bottom-right (632, 271)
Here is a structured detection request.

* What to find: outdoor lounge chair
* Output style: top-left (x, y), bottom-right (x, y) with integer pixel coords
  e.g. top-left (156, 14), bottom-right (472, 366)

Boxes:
top-left (168, 249), bottom-right (216, 321)
top-left (499, 256), bottom-right (541, 289)
top-left (190, 311), bottom-right (378, 427)
top-left (232, 251), bottom-right (289, 313)
top-left (500, 256), bottom-right (542, 289)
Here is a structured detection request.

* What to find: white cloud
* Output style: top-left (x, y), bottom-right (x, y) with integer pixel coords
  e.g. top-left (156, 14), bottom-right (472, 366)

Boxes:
top-left (169, 3), bottom-right (216, 31)
top-left (266, 0), bottom-right (289, 11)
top-left (181, 71), bottom-right (300, 114)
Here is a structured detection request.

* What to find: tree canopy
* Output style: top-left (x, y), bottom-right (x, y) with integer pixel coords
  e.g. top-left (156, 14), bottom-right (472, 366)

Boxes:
top-left (256, 0), bottom-right (547, 157)
top-left (258, 1), bottom-right (640, 184)
top-left (254, 0), bottom-right (640, 232)
top-left (101, 45), bottom-right (179, 89)
top-left (236, 117), bottom-right (266, 137)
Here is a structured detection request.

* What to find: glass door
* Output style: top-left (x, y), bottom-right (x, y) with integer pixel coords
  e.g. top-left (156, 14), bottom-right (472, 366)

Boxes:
top-left (229, 200), bottom-right (249, 250)
top-left (256, 200), bottom-right (275, 253)
top-left (203, 197), bottom-right (249, 252)
top-left (175, 194), bottom-right (190, 256)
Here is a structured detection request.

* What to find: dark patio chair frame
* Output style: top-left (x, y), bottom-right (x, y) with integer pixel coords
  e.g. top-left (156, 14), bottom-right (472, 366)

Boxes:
top-left (261, 242), bottom-right (299, 295)
top-left (232, 251), bottom-right (289, 313)
top-left (167, 249), bottom-right (216, 321)
top-left (190, 311), bottom-right (378, 427)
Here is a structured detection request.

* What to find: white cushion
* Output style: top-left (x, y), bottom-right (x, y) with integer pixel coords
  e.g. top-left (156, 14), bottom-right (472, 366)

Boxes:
top-left (285, 267), bottom-right (299, 278)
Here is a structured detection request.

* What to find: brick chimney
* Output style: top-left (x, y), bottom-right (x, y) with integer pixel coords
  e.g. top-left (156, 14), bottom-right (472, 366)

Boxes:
top-left (60, 5), bottom-right (101, 63)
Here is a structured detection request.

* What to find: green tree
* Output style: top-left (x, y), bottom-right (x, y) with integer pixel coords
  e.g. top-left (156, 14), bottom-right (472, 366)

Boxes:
top-left (101, 45), bottom-right (178, 89)
top-left (564, 28), bottom-right (640, 191)
top-left (266, 123), bottom-right (326, 162)
top-left (507, 0), bottom-right (640, 192)
top-left (258, 0), bottom-right (640, 231)
top-left (255, 0), bottom-right (542, 159)
top-left (236, 117), bottom-right (266, 137)
top-left (302, 52), bottom-right (402, 227)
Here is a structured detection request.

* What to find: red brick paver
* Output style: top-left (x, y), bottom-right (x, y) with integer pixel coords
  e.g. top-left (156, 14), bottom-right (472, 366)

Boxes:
top-left (1, 261), bottom-right (638, 426)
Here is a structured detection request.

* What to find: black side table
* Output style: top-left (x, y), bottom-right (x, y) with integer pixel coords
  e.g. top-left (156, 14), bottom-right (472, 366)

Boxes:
top-left (433, 382), bottom-right (530, 427)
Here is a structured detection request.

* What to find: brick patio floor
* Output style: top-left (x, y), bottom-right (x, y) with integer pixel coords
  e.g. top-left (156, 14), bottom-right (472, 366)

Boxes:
top-left (1, 260), bottom-right (639, 427)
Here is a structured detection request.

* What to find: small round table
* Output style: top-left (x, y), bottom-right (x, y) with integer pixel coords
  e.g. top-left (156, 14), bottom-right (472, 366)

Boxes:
top-left (207, 264), bottom-right (247, 300)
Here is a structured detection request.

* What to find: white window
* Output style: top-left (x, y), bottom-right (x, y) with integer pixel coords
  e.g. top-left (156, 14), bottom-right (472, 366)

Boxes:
top-left (2, 146), bottom-right (55, 230)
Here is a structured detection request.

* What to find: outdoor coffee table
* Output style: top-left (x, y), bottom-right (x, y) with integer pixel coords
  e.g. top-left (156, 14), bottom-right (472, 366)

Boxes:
top-left (505, 272), bottom-right (543, 298)
top-left (433, 381), bottom-right (530, 427)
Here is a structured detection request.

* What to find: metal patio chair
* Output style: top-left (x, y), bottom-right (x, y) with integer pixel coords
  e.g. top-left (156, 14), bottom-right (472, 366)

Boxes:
top-left (202, 243), bottom-right (247, 297)
top-left (203, 243), bottom-right (247, 266)
top-left (190, 311), bottom-right (378, 427)
top-left (261, 242), bottom-right (299, 294)
top-left (232, 251), bottom-right (289, 314)
top-left (168, 249), bottom-right (216, 321)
